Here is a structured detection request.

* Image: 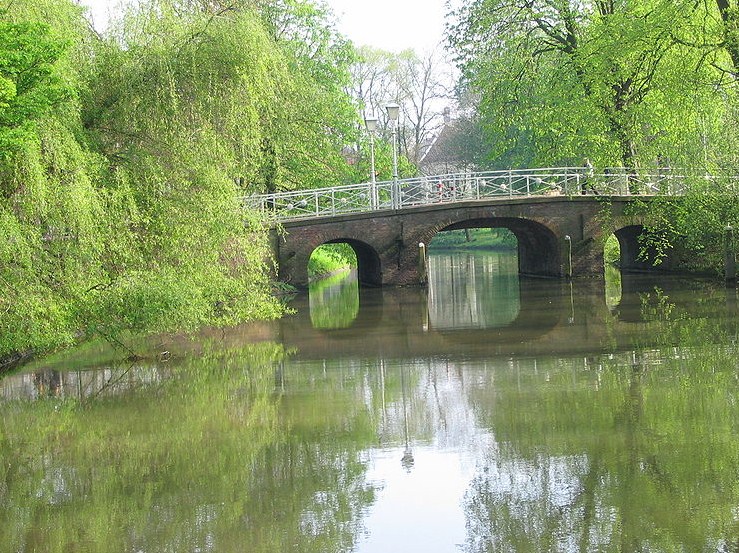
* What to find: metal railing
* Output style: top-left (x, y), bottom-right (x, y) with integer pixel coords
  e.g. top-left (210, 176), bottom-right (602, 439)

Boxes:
top-left (245, 167), bottom-right (692, 222)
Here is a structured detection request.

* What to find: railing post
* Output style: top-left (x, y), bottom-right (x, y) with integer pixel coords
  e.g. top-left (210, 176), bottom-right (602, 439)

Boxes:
top-left (418, 242), bottom-right (428, 285)
top-left (508, 170), bottom-right (513, 198)
top-left (526, 175), bottom-right (530, 196)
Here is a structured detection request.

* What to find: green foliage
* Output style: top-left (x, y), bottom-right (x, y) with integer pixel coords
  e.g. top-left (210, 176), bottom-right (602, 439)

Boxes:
top-left (429, 228), bottom-right (517, 251)
top-left (0, 20), bottom-right (71, 160)
top-left (0, 0), bottom-right (367, 361)
top-left (309, 271), bottom-right (360, 329)
top-left (308, 243), bottom-right (357, 278)
top-left (631, 175), bottom-right (739, 274)
top-left (448, 0), bottom-right (730, 170)
top-left (603, 233), bottom-right (620, 265)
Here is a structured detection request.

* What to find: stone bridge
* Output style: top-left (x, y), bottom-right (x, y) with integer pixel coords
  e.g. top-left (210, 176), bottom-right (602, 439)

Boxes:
top-left (272, 196), bottom-right (666, 288)
top-left (250, 168), bottom-right (686, 288)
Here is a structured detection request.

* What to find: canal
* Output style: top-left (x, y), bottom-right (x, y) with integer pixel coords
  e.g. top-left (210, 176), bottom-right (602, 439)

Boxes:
top-left (1, 250), bottom-right (738, 552)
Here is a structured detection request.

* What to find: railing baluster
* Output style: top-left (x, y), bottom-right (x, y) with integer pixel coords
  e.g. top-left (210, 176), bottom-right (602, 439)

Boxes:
top-left (246, 167), bottom-right (695, 221)
top-left (508, 171), bottom-right (513, 198)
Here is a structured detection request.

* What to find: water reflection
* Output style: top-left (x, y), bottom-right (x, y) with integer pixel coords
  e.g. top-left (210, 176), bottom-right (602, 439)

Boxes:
top-left (309, 269), bottom-right (360, 329)
top-left (604, 264), bottom-right (622, 310)
top-left (3, 253), bottom-right (739, 552)
top-left (428, 252), bottom-right (520, 330)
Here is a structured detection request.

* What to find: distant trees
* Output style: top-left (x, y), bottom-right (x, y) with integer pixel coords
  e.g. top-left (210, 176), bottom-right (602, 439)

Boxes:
top-left (350, 45), bottom-right (454, 173)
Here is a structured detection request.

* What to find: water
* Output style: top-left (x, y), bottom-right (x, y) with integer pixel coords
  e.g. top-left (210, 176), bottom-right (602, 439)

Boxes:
top-left (1, 251), bottom-right (738, 553)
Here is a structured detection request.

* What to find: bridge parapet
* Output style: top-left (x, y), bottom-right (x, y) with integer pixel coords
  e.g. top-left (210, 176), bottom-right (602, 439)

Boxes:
top-left (246, 167), bottom-right (691, 222)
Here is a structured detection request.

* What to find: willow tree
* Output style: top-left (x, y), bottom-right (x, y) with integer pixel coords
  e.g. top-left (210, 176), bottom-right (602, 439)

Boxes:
top-left (0, 3), bottom-right (111, 358)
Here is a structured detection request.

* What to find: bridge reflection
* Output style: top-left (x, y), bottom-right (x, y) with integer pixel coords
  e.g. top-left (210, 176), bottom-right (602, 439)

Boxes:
top-left (2, 268), bottom-right (732, 402)
top-left (279, 268), bottom-right (727, 360)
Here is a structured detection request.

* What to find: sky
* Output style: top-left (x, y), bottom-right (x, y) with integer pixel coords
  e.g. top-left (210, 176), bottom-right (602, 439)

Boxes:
top-left (78, 0), bottom-right (449, 53)
top-left (324, 0), bottom-right (447, 53)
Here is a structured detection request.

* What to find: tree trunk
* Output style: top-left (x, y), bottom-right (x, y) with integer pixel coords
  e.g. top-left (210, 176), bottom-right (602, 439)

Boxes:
top-left (716, 0), bottom-right (739, 74)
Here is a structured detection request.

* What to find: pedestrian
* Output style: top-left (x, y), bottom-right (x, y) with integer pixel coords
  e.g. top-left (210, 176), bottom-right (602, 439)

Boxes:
top-left (581, 158), bottom-right (595, 195)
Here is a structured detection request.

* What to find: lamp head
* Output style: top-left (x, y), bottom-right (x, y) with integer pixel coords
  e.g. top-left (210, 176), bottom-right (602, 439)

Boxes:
top-left (364, 116), bottom-right (378, 132)
top-left (385, 102), bottom-right (400, 121)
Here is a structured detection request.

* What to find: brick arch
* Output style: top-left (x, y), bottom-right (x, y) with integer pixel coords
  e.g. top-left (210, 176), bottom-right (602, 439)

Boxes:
top-left (322, 238), bottom-right (383, 287)
top-left (610, 224), bottom-right (671, 272)
top-left (425, 217), bottom-right (562, 277)
top-left (276, 197), bottom-right (667, 287)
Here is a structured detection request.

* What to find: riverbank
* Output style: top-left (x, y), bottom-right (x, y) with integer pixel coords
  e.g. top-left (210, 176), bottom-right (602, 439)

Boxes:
top-left (0, 351), bottom-right (34, 377)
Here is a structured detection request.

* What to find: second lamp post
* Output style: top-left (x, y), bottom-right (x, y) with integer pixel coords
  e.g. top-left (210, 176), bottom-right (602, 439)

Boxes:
top-left (385, 102), bottom-right (400, 208)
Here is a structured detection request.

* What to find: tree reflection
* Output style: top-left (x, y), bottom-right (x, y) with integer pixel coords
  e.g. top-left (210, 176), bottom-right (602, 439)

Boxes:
top-left (0, 342), bottom-right (379, 553)
top-left (462, 342), bottom-right (739, 552)
top-left (428, 252), bottom-right (520, 330)
top-left (309, 270), bottom-right (360, 329)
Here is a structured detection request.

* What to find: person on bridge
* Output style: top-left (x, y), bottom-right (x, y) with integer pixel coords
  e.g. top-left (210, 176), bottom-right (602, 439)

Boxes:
top-left (581, 158), bottom-right (598, 195)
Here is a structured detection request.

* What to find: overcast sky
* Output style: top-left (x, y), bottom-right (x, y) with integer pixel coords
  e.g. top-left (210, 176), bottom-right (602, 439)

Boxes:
top-left (78, 0), bottom-right (450, 53)
top-left (324, 0), bottom-right (447, 52)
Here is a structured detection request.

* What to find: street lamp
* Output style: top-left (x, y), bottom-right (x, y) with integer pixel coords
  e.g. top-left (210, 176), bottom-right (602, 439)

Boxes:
top-left (385, 102), bottom-right (400, 208)
top-left (365, 116), bottom-right (378, 209)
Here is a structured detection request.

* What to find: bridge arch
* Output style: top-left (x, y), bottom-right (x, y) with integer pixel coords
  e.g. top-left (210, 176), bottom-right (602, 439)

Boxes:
top-left (317, 238), bottom-right (383, 287)
top-left (425, 217), bottom-right (561, 277)
top-left (612, 224), bottom-right (671, 272)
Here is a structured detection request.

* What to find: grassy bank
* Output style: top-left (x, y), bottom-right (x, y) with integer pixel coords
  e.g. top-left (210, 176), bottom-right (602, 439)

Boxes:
top-left (429, 229), bottom-right (517, 252)
top-left (308, 244), bottom-right (357, 280)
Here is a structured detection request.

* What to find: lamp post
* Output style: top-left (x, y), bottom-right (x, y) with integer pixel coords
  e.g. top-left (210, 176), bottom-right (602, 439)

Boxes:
top-left (365, 115), bottom-right (378, 209)
top-left (385, 102), bottom-right (400, 208)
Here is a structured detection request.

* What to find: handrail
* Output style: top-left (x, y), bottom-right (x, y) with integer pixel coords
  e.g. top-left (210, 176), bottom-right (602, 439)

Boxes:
top-left (244, 167), bottom-right (706, 222)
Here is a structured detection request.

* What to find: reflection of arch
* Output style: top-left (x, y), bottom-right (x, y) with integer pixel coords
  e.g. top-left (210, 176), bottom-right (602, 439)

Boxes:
top-left (319, 239), bottom-right (383, 287)
top-left (613, 225), bottom-right (670, 272)
top-left (309, 270), bottom-right (360, 329)
top-left (308, 278), bottom-right (385, 335)
top-left (430, 217), bottom-right (561, 277)
top-left (612, 273), bottom-right (681, 322)
top-left (434, 277), bottom-right (564, 344)
top-left (427, 252), bottom-right (521, 330)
